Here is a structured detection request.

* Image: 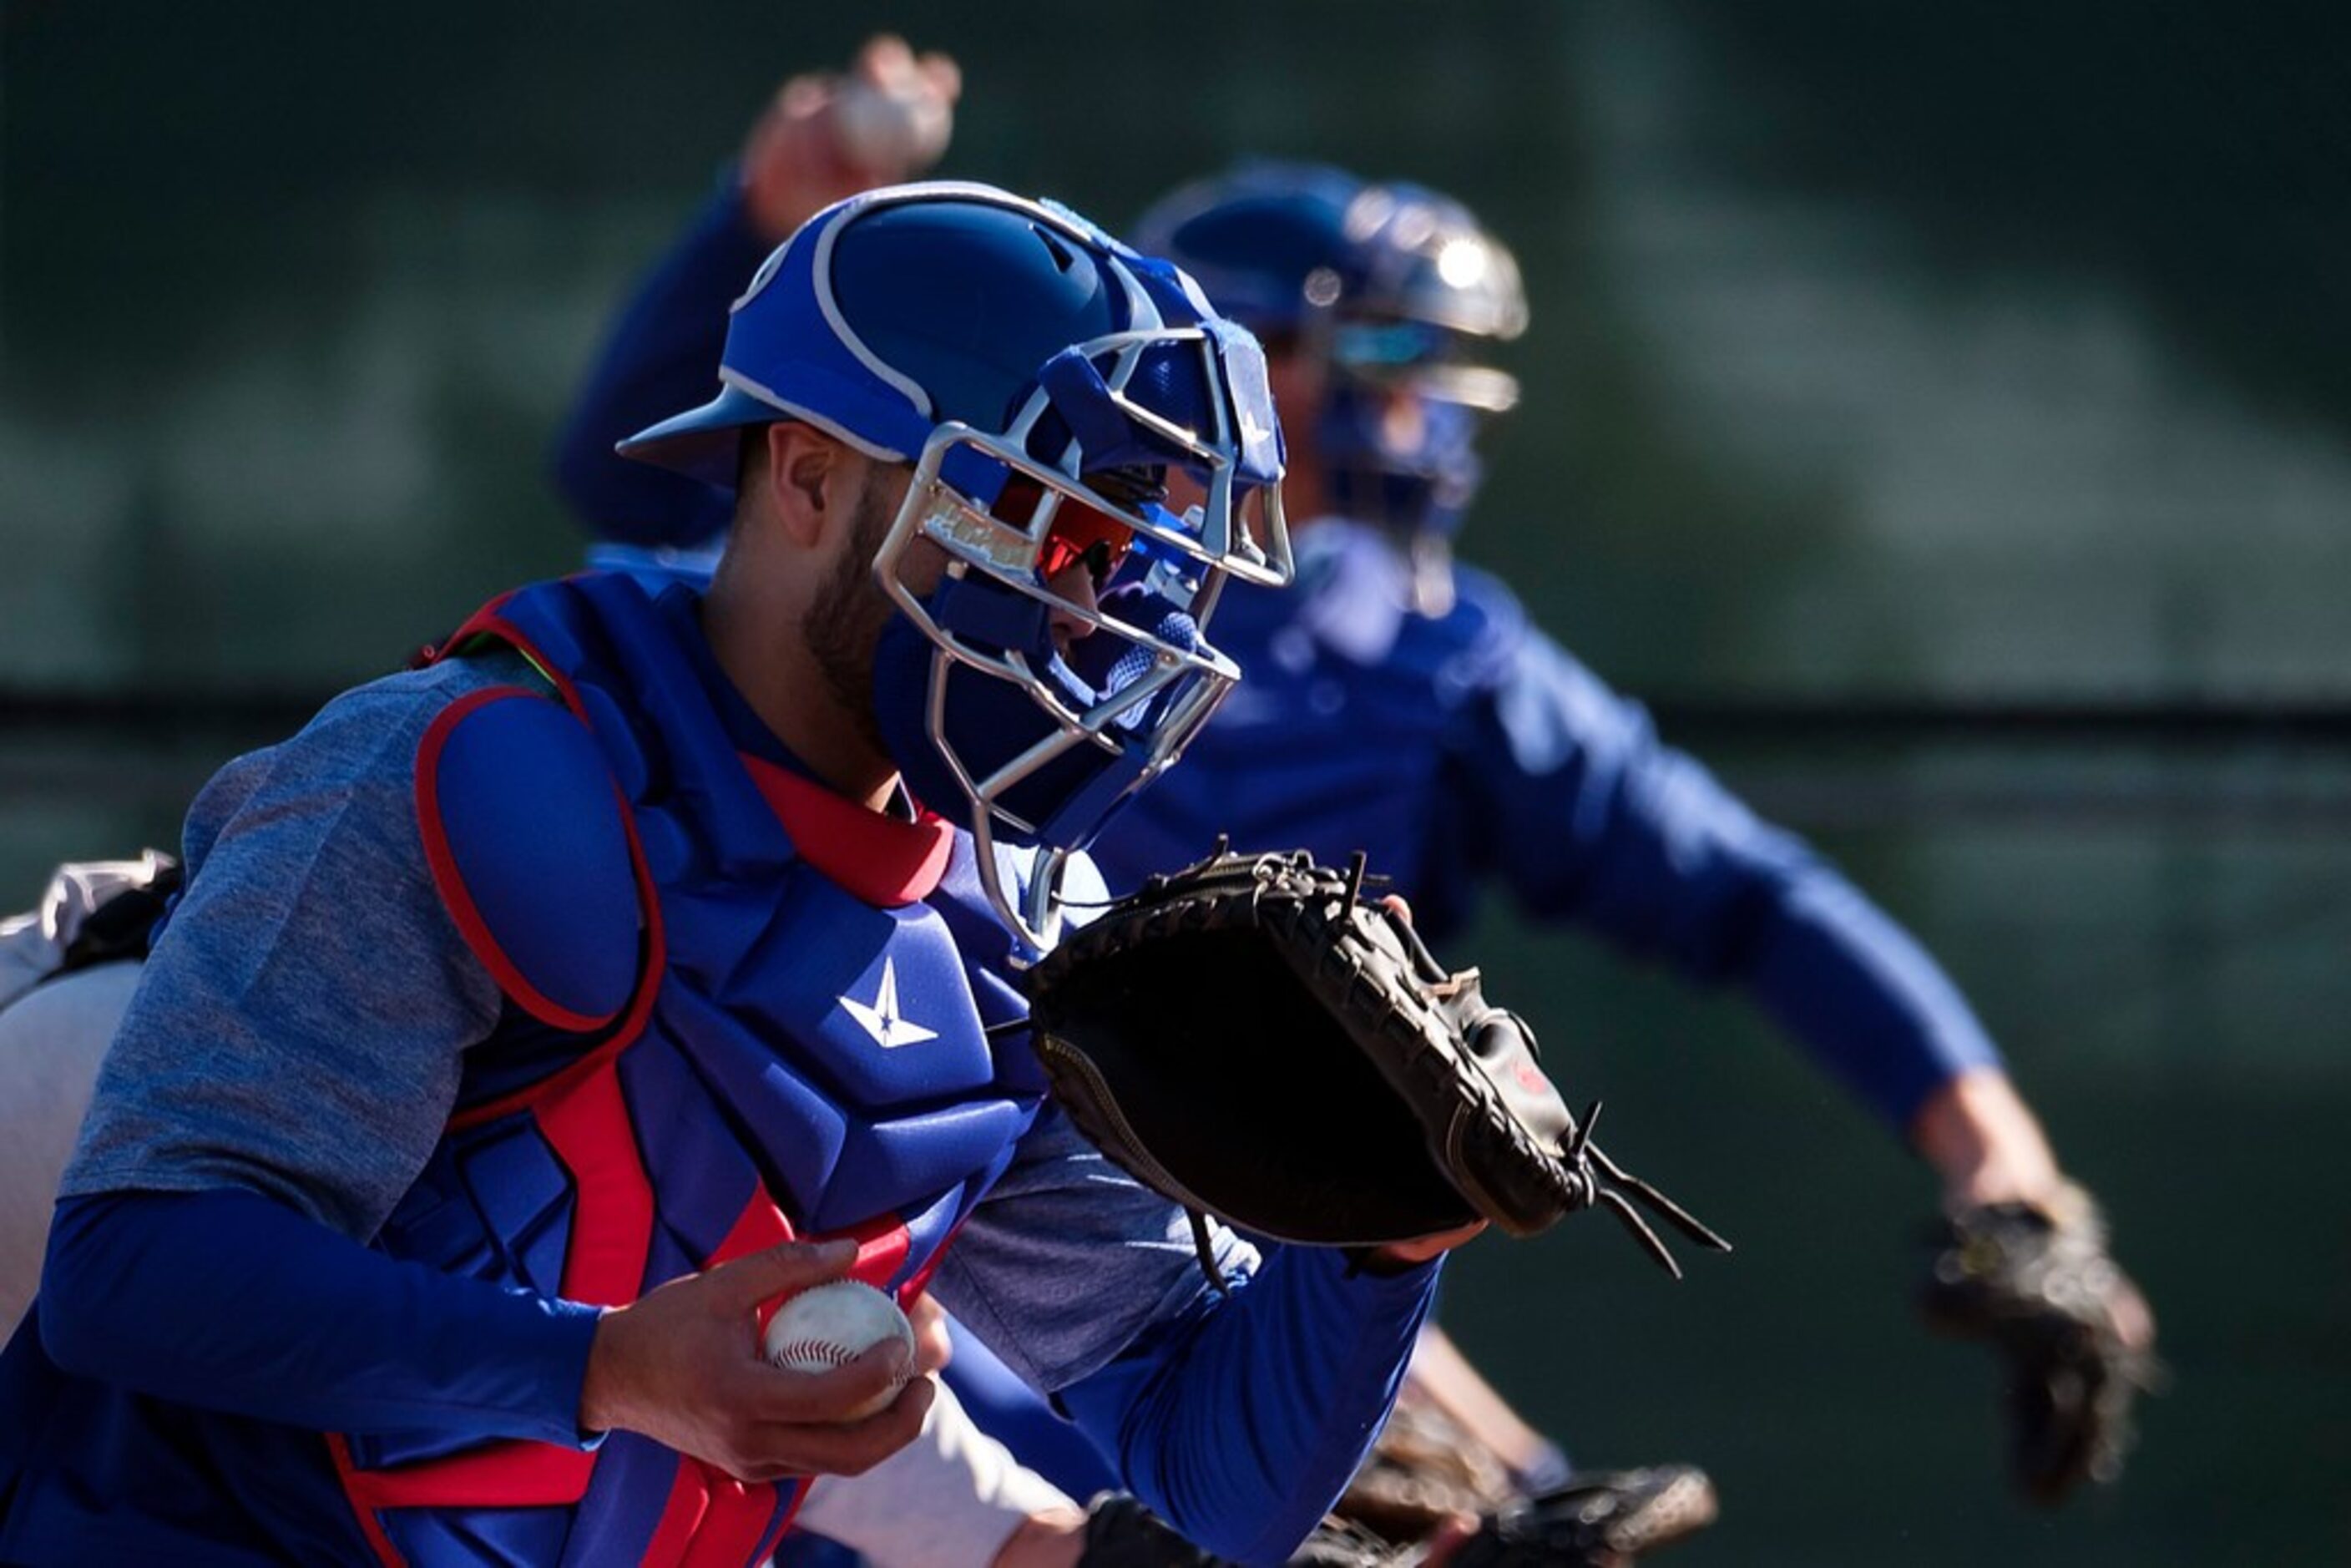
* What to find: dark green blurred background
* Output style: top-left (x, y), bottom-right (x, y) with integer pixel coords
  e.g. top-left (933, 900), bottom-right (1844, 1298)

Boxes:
top-left (3, 3), bottom-right (2346, 1562)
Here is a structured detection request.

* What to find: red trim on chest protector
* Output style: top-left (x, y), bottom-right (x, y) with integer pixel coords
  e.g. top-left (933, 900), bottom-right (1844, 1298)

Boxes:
top-left (738, 754), bottom-right (953, 908)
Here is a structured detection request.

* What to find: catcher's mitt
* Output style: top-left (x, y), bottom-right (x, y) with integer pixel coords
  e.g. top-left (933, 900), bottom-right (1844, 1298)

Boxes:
top-left (1918, 1180), bottom-right (2161, 1504)
top-left (1024, 847), bottom-right (1726, 1277)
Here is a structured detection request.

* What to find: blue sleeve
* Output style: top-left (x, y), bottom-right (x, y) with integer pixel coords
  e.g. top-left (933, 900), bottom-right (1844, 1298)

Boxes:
top-left (1057, 1247), bottom-right (1439, 1565)
top-left (41, 1190), bottom-right (604, 1444)
top-left (1450, 615), bottom-right (2001, 1128)
top-left (549, 173), bottom-right (767, 549)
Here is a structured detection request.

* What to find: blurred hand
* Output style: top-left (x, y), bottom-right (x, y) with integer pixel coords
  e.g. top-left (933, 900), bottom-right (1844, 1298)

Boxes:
top-left (1367, 1220), bottom-right (1489, 1270)
top-left (740, 34), bottom-right (962, 242)
top-left (1416, 1514), bottom-right (1485, 1566)
top-left (1912, 1068), bottom-right (2064, 1210)
top-left (579, 1236), bottom-right (935, 1483)
top-left (988, 1507), bottom-right (1090, 1568)
top-left (907, 1292), bottom-right (953, 1377)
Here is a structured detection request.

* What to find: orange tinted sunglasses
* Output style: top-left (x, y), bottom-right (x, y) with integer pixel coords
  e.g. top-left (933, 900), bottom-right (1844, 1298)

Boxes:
top-left (1000, 477), bottom-right (1136, 585)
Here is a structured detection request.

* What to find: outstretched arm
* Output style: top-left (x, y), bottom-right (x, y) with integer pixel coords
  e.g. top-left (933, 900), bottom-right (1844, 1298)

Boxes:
top-left (1452, 619), bottom-right (2003, 1134)
top-left (1455, 628), bottom-right (2105, 1209)
top-left (1451, 609), bottom-right (2156, 1499)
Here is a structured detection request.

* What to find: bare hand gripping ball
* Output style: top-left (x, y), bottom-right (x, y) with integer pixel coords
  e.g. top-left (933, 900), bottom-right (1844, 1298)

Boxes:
top-left (761, 1280), bottom-right (917, 1422)
top-left (1023, 847), bottom-right (1730, 1282)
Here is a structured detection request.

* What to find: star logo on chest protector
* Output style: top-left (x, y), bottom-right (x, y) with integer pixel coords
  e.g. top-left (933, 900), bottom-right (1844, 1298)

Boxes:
top-left (838, 956), bottom-right (939, 1050)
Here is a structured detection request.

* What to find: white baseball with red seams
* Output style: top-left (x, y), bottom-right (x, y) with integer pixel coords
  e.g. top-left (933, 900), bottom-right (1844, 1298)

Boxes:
top-left (761, 1279), bottom-right (918, 1422)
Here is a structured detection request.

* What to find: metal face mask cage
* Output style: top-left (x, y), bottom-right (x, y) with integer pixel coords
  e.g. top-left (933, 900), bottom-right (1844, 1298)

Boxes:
top-left (873, 317), bottom-right (1292, 956)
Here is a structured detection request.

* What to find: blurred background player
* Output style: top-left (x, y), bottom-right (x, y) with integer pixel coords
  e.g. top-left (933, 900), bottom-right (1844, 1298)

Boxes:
top-left (0, 855), bottom-right (176, 1335)
top-left (1120, 159), bottom-right (2157, 1508)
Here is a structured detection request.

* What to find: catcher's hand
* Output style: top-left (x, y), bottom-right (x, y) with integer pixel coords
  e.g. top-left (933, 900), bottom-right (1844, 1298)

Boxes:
top-left (1023, 847), bottom-right (1727, 1279)
top-left (1919, 1180), bottom-right (2161, 1503)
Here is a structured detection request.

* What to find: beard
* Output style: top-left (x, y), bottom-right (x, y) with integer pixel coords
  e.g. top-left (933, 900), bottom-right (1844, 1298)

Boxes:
top-left (804, 466), bottom-right (902, 758)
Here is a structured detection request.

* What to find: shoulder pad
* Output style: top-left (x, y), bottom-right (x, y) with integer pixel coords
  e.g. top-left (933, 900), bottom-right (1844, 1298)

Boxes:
top-left (415, 686), bottom-right (644, 1031)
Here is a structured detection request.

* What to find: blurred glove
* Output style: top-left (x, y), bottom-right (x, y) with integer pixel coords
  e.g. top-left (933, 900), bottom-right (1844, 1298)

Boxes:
top-left (1919, 1179), bottom-right (2161, 1503)
top-left (1330, 1386), bottom-right (1716, 1565)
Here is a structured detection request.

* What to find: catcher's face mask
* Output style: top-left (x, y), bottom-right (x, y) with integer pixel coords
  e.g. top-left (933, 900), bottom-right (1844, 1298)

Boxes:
top-left (871, 326), bottom-right (1287, 952)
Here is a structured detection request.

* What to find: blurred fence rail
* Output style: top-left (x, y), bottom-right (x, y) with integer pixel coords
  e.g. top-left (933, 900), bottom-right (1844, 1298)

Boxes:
top-left (7, 686), bottom-right (2351, 744)
top-left (6, 689), bottom-right (2349, 830)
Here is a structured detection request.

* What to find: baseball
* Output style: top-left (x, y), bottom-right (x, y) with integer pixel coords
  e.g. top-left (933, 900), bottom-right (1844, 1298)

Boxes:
top-left (761, 1279), bottom-right (918, 1422)
top-left (832, 78), bottom-right (953, 176)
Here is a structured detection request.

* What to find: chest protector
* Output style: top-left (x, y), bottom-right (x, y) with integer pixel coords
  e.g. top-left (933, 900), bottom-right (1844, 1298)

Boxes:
top-left (333, 574), bottom-right (1045, 1568)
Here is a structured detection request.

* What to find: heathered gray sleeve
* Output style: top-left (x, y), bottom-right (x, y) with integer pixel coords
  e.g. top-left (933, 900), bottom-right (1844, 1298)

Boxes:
top-left (927, 1105), bottom-right (1260, 1394)
top-left (60, 659), bottom-right (524, 1244)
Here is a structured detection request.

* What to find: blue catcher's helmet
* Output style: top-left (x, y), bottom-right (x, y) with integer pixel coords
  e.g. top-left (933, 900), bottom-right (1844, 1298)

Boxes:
top-left (1131, 163), bottom-right (1524, 573)
top-left (622, 182), bottom-right (1291, 950)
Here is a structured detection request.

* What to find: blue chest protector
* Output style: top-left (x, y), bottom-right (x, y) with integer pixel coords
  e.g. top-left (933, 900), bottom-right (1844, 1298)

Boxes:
top-left (338, 574), bottom-right (1045, 1568)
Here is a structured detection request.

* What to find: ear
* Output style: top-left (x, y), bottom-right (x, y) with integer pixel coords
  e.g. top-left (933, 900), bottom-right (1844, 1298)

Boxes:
top-left (761, 422), bottom-right (849, 549)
